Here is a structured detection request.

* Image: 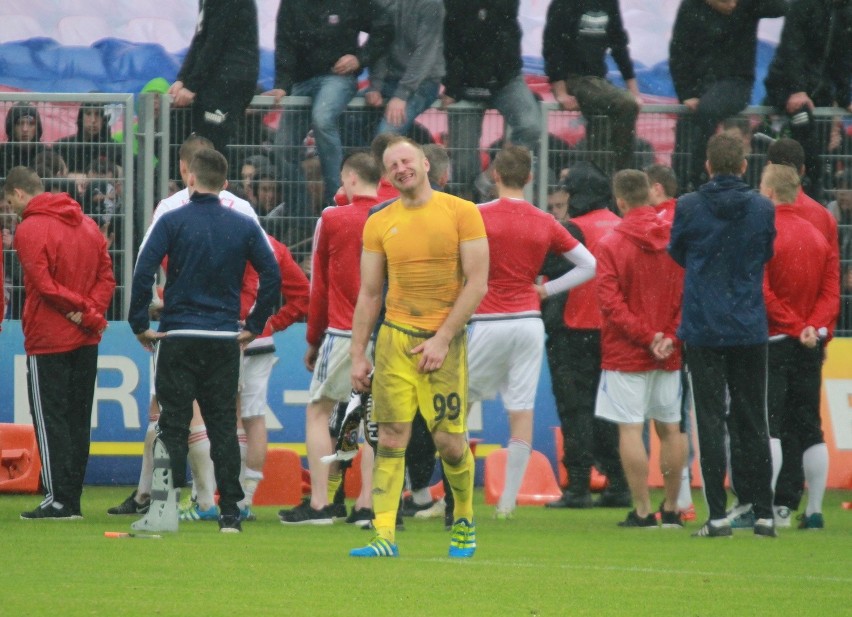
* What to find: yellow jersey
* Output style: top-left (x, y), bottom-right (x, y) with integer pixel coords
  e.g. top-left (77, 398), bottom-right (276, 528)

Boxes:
top-left (363, 191), bottom-right (486, 332)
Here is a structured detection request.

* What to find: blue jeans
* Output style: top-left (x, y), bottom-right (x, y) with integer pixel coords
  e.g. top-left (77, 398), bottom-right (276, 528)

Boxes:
top-left (275, 75), bottom-right (357, 207)
top-left (375, 79), bottom-right (441, 137)
top-left (447, 74), bottom-right (541, 198)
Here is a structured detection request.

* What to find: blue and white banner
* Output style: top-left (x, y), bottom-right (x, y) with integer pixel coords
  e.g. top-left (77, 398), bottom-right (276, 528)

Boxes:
top-left (0, 321), bottom-right (559, 484)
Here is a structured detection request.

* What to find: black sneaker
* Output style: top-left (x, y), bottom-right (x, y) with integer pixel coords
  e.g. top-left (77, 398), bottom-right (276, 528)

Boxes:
top-left (400, 495), bottom-right (436, 517)
top-left (545, 490), bottom-right (593, 509)
top-left (326, 502), bottom-right (348, 521)
top-left (618, 509), bottom-right (658, 528)
top-left (346, 507), bottom-right (374, 527)
top-left (21, 504), bottom-right (79, 520)
top-left (753, 518), bottom-right (777, 538)
top-left (595, 488), bottom-right (633, 508)
top-left (692, 519), bottom-right (733, 538)
top-left (218, 514), bottom-right (242, 533)
top-left (659, 504), bottom-right (684, 529)
top-left (279, 500), bottom-right (333, 525)
top-left (107, 490), bottom-right (151, 515)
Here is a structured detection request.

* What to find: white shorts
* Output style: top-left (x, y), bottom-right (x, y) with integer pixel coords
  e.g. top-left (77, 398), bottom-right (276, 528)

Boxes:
top-left (594, 369), bottom-right (682, 425)
top-left (467, 317), bottom-right (544, 411)
top-left (240, 353), bottom-right (278, 419)
top-left (308, 333), bottom-right (373, 404)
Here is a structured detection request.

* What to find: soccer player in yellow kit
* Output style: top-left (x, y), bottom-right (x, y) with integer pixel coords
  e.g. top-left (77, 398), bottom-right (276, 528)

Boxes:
top-left (349, 137), bottom-right (489, 558)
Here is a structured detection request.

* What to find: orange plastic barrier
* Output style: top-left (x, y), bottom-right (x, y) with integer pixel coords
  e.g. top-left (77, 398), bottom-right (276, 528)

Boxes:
top-left (0, 423), bottom-right (42, 493)
top-left (252, 448), bottom-right (304, 506)
top-left (483, 448), bottom-right (562, 505)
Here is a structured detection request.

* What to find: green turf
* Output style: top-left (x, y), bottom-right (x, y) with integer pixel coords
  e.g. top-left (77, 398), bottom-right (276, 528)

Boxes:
top-left (2, 488), bottom-right (851, 616)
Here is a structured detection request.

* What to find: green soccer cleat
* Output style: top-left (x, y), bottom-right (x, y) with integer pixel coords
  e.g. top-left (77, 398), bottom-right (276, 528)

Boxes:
top-left (350, 536), bottom-right (399, 558)
top-left (448, 518), bottom-right (476, 558)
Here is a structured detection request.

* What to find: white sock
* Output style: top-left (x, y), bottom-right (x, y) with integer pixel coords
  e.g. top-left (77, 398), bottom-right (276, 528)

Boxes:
top-left (769, 438), bottom-right (782, 491)
top-left (412, 488), bottom-right (433, 505)
top-left (187, 425), bottom-right (216, 510)
top-left (137, 422), bottom-right (157, 499)
top-left (498, 438), bottom-right (532, 512)
top-left (677, 465), bottom-right (692, 510)
top-left (240, 468), bottom-right (263, 508)
top-left (802, 443), bottom-right (829, 516)
top-left (237, 428), bottom-right (248, 483)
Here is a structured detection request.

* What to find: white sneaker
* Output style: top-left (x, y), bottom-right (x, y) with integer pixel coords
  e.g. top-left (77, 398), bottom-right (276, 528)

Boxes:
top-left (413, 498), bottom-right (446, 519)
top-left (773, 505), bottom-right (792, 528)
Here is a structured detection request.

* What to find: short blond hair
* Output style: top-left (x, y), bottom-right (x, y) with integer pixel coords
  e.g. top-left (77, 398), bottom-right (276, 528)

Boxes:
top-left (761, 163), bottom-right (800, 204)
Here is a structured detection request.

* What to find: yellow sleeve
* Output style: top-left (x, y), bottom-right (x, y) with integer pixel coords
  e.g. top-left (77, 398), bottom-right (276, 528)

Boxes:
top-left (457, 199), bottom-right (487, 242)
top-left (362, 214), bottom-right (384, 254)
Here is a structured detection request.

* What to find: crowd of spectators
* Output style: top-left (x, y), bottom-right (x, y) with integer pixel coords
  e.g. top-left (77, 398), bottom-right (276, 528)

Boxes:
top-left (1, 0), bottom-right (851, 328)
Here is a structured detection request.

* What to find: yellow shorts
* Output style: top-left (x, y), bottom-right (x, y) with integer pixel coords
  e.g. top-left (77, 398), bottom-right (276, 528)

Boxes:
top-left (372, 321), bottom-right (468, 434)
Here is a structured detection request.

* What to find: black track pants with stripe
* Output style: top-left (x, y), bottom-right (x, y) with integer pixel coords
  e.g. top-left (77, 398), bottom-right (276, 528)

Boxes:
top-left (26, 345), bottom-right (99, 514)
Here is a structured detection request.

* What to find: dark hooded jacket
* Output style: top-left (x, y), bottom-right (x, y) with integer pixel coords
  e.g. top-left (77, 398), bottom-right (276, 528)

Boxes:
top-left (56, 103), bottom-right (122, 174)
top-left (1, 104), bottom-right (44, 177)
top-left (668, 175), bottom-right (776, 346)
top-left (541, 161), bottom-right (618, 333)
top-left (596, 205), bottom-right (684, 371)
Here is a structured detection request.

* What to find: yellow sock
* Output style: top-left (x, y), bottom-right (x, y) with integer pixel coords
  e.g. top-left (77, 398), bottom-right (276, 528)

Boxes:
top-left (443, 446), bottom-right (474, 522)
top-left (327, 472), bottom-right (342, 505)
top-left (372, 446), bottom-right (406, 543)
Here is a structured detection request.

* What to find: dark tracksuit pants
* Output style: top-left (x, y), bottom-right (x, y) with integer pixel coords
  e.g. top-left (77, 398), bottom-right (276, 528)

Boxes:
top-left (767, 338), bottom-right (825, 511)
top-left (546, 328), bottom-right (626, 493)
top-left (155, 336), bottom-right (244, 517)
top-left (674, 78), bottom-right (752, 191)
top-left (186, 77), bottom-right (256, 156)
top-left (685, 343), bottom-right (774, 520)
top-left (26, 345), bottom-right (99, 515)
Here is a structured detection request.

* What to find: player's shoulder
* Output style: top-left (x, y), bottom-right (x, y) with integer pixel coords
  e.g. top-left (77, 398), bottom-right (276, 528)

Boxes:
top-left (218, 189), bottom-right (259, 221)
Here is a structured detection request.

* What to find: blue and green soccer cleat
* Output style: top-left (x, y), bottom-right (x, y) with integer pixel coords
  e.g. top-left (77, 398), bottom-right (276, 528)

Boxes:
top-left (350, 536), bottom-right (399, 558)
top-left (448, 518), bottom-right (476, 558)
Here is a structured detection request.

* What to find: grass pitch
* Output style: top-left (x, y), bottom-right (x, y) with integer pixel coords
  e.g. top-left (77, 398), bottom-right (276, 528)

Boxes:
top-left (2, 487), bottom-right (851, 616)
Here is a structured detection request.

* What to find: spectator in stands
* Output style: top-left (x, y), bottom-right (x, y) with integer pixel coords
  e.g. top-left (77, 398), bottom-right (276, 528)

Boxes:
top-left (267, 0), bottom-right (393, 208)
top-left (595, 169), bottom-right (686, 528)
top-left (33, 151), bottom-right (71, 195)
top-left (240, 154), bottom-right (274, 209)
top-left (365, 0), bottom-right (444, 139)
top-left (442, 0), bottom-right (541, 201)
top-left (1, 103), bottom-right (44, 177)
top-left (256, 168), bottom-right (314, 263)
top-left (759, 163), bottom-right (838, 531)
top-left (543, 161), bottom-right (630, 510)
top-left (668, 133), bottom-right (777, 538)
top-left (669, 0), bottom-right (787, 193)
top-left (168, 0), bottom-right (259, 156)
top-left (764, 0), bottom-right (852, 200)
top-left (542, 0), bottom-right (642, 174)
top-left (55, 102), bottom-right (121, 175)
top-left (546, 184), bottom-right (569, 222)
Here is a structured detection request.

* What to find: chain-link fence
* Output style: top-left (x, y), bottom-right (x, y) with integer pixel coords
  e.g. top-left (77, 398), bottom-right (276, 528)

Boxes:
top-left (1, 94), bottom-right (850, 333)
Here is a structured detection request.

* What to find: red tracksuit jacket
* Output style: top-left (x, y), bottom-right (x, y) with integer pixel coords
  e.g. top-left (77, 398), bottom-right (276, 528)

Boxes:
top-left (596, 205), bottom-right (684, 372)
top-left (763, 204), bottom-right (839, 338)
top-left (14, 192), bottom-right (115, 355)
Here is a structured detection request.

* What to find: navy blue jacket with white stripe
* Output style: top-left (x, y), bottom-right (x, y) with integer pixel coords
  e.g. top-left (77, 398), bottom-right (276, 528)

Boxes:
top-left (128, 192), bottom-right (281, 337)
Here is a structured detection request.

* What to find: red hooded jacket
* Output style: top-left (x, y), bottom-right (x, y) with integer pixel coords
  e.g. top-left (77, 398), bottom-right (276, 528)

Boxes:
top-left (596, 206), bottom-right (683, 372)
top-left (14, 192), bottom-right (115, 355)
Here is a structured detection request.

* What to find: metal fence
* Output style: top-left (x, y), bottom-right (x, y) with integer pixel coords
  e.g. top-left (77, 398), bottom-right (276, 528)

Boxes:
top-left (1, 94), bottom-right (851, 333)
